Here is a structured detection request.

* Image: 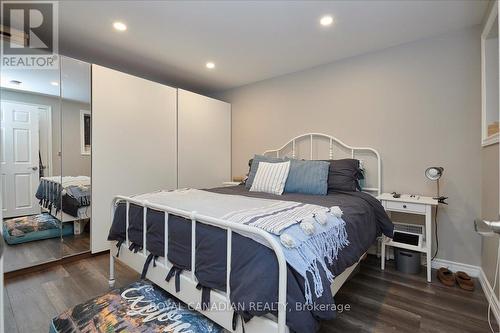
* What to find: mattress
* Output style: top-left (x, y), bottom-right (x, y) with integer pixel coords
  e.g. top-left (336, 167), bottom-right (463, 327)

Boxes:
top-left (108, 185), bottom-right (393, 333)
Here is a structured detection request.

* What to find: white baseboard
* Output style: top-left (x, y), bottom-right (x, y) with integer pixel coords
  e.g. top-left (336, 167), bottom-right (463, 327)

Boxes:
top-left (428, 258), bottom-right (499, 327)
top-left (381, 250), bottom-right (482, 277)
top-left (430, 258), bottom-right (481, 277)
top-left (479, 267), bottom-right (500, 328)
top-left (373, 248), bottom-right (499, 326)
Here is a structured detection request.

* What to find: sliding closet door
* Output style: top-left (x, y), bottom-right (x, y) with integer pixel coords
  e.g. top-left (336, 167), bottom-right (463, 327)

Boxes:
top-left (92, 65), bottom-right (177, 253)
top-left (178, 89), bottom-right (231, 189)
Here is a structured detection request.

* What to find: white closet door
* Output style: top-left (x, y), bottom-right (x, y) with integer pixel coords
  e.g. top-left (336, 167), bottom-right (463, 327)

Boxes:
top-left (91, 65), bottom-right (177, 253)
top-left (178, 89), bottom-right (231, 189)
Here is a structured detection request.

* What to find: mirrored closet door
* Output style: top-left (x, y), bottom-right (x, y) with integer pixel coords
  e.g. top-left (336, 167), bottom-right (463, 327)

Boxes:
top-left (0, 54), bottom-right (63, 272)
top-left (60, 56), bottom-right (91, 257)
top-left (0, 55), bottom-right (92, 272)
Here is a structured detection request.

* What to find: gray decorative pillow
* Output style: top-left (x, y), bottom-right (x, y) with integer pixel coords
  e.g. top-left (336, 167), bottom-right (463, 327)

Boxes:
top-left (284, 159), bottom-right (330, 195)
top-left (245, 154), bottom-right (285, 189)
top-left (326, 158), bottom-right (363, 192)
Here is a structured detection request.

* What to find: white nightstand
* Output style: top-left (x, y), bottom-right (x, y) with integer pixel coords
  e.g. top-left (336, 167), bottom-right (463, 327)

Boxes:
top-left (222, 181), bottom-right (241, 187)
top-left (377, 193), bottom-right (438, 282)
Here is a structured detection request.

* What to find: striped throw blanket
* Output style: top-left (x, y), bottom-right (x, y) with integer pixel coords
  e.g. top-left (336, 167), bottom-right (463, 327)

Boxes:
top-left (222, 201), bottom-right (331, 235)
top-left (131, 189), bottom-right (349, 303)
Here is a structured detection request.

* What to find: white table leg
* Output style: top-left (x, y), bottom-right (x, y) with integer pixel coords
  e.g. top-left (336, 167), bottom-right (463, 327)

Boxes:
top-left (74, 220), bottom-right (81, 235)
top-left (426, 206), bottom-right (432, 282)
top-left (109, 254), bottom-right (115, 288)
top-left (426, 251), bottom-right (431, 282)
top-left (381, 238), bottom-right (386, 270)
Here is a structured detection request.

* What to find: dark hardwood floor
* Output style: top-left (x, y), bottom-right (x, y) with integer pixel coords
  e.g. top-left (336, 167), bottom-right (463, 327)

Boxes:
top-left (62, 232), bottom-right (91, 257)
top-left (4, 253), bottom-right (138, 333)
top-left (4, 231), bottom-right (90, 272)
top-left (3, 254), bottom-right (496, 333)
top-left (320, 256), bottom-right (497, 333)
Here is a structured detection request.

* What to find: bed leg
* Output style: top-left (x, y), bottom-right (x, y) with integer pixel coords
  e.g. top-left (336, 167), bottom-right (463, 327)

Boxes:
top-left (109, 254), bottom-right (116, 288)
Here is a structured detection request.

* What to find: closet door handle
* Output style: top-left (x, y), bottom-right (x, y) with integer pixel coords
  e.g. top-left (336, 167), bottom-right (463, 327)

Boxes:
top-left (475, 219), bottom-right (500, 235)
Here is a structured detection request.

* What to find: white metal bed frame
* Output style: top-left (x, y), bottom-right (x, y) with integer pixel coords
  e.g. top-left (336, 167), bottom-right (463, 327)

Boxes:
top-left (263, 133), bottom-right (381, 196)
top-left (108, 133), bottom-right (381, 333)
top-left (39, 177), bottom-right (91, 234)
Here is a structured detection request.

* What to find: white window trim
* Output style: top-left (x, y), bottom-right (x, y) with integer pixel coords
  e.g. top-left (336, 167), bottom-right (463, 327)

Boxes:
top-left (80, 109), bottom-right (91, 155)
top-left (481, 0), bottom-right (499, 147)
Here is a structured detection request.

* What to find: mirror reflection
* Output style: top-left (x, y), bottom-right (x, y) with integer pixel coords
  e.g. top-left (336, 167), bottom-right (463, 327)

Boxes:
top-left (60, 56), bottom-right (91, 258)
top-left (0, 55), bottom-right (91, 272)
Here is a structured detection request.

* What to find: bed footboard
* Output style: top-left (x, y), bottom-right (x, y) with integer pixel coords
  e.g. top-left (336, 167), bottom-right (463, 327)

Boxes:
top-left (109, 195), bottom-right (289, 333)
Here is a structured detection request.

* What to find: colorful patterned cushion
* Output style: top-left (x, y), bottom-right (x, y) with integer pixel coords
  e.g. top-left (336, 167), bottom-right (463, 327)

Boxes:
top-left (51, 280), bottom-right (223, 333)
top-left (2, 213), bottom-right (73, 245)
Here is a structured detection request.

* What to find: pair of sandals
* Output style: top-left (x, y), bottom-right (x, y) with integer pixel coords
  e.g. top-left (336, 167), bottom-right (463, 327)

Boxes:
top-left (437, 267), bottom-right (474, 291)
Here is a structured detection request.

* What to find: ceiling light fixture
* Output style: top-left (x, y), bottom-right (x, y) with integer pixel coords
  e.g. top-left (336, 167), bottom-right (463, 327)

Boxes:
top-left (113, 21), bottom-right (127, 31)
top-left (320, 15), bottom-right (334, 27)
top-left (51, 81), bottom-right (59, 86)
top-left (9, 80), bottom-right (22, 85)
top-left (206, 62), bottom-right (215, 69)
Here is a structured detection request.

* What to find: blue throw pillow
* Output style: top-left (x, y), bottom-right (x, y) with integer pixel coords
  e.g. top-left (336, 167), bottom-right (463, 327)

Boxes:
top-left (245, 154), bottom-right (285, 189)
top-left (284, 159), bottom-right (330, 195)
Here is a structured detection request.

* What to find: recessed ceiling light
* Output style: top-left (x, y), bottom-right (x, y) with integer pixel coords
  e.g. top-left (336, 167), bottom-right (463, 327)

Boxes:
top-left (9, 80), bottom-right (22, 85)
top-left (320, 15), bottom-right (334, 27)
top-left (113, 21), bottom-right (127, 31)
top-left (206, 62), bottom-right (215, 69)
top-left (51, 81), bottom-right (59, 86)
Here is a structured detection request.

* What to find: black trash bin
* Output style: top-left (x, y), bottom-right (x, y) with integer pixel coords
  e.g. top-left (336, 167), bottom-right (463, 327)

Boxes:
top-left (394, 248), bottom-right (421, 274)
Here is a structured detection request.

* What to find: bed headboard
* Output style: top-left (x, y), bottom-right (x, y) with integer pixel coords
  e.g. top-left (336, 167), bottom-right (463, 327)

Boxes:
top-left (263, 133), bottom-right (381, 196)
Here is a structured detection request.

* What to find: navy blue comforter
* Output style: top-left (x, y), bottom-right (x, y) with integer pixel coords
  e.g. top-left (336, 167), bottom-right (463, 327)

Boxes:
top-left (108, 185), bottom-right (393, 333)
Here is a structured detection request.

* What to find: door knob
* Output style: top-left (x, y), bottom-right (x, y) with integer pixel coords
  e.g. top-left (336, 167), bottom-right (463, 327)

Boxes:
top-left (31, 166), bottom-right (38, 171)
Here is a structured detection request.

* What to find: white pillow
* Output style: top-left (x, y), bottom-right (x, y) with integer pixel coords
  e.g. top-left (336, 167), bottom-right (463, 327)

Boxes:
top-left (250, 161), bottom-right (291, 195)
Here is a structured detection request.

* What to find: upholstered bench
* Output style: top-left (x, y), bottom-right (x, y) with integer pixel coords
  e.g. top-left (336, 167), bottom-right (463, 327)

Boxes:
top-left (50, 280), bottom-right (223, 333)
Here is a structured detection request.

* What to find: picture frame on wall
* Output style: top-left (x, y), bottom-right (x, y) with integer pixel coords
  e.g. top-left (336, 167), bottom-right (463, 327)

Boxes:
top-left (80, 110), bottom-right (91, 155)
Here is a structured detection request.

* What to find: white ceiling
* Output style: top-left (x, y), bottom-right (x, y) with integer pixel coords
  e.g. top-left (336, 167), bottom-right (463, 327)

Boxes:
top-left (1, 56), bottom-right (91, 104)
top-left (55, 1), bottom-right (490, 93)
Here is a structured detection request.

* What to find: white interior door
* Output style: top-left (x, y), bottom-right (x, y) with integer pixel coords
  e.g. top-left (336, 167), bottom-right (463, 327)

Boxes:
top-left (1, 101), bottom-right (40, 218)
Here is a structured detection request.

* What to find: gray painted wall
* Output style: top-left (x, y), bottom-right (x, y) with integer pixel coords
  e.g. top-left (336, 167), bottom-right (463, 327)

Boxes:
top-left (0, 89), bottom-right (91, 177)
top-left (218, 27), bottom-right (482, 266)
top-left (61, 98), bottom-right (91, 177)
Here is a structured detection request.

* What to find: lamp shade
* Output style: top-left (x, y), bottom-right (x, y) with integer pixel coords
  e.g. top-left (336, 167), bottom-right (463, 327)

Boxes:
top-left (425, 167), bottom-right (444, 181)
